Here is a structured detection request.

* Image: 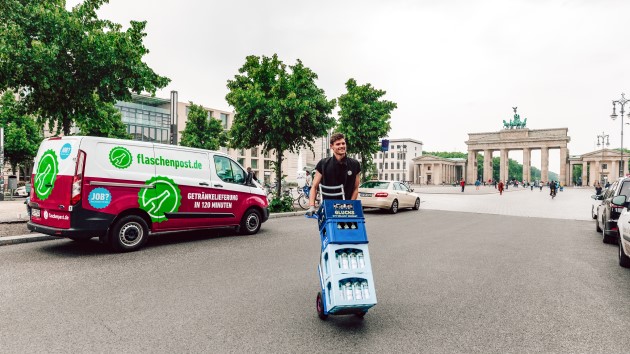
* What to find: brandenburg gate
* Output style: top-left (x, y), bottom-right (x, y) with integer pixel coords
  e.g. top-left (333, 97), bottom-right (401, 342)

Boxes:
top-left (465, 111), bottom-right (571, 185)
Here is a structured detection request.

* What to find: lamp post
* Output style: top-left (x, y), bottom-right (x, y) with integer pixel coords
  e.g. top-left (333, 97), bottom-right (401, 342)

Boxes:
top-left (597, 131), bottom-right (610, 184)
top-left (611, 93), bottom-right (630, 177)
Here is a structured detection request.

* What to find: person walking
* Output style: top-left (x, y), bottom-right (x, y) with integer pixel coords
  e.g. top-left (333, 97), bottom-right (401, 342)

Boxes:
top-left (460, 179), bottom-right (465, 192)
top-left (307, 133), bottom-right (361, 216)
top-left (595, 181), bottom-right (603, 196)
top-left (498, 180), bottom-right (504, 195)
top-left (475, 179), bottom-right (480, 190)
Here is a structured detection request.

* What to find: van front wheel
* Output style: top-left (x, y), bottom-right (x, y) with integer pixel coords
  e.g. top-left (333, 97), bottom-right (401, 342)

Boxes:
top-left (240, 209), bottom-right (261, 235)
top-left (110, 215), bottom-right (149, 252)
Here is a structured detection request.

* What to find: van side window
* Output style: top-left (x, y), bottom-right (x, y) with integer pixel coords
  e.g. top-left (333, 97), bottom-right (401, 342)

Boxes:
top-left (213, 155), bottom-right (246, 184)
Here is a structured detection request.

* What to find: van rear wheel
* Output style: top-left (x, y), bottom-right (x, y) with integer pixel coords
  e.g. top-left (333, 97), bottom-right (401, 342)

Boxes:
top-left (240, 209), bottom-right (261, 235)
top-left (109, 215), bottom-right (149, 252)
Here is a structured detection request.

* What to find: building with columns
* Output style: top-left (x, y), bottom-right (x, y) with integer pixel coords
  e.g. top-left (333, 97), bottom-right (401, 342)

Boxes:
top-left (569, 149), bottom-right (626, 186)
top-left (411, 155), bottom-right (466, 185)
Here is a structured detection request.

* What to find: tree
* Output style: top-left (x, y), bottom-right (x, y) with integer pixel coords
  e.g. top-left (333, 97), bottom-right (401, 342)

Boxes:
top-left (226, 54), bottom-right (336, 196)
top-left (0, 0), bottom-right (170, 135)
top-left (337, 79), bottom-right (397, 182)
top-left (180, 102), bottom-right (226, 150)
top-left (0, 91), bottom-right (43, 177)
top-left (75, 95), bottom-right (131, 139)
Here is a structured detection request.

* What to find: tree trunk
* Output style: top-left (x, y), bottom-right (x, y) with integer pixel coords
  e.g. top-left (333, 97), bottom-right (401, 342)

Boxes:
top-left (360, 153), bottom-right (366, 182)
top-left (275, 150), bottom-right (283, 196)
top-left (63, 114), bottom-right (71, 136)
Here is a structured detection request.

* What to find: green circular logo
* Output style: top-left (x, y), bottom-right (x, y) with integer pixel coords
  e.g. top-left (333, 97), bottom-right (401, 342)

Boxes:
top-left (109, 146), bottom-right (132, 169)
top-left (35, 149), bottom-right (59, 201)
top-left (138, 176), bottom-right (182, 223)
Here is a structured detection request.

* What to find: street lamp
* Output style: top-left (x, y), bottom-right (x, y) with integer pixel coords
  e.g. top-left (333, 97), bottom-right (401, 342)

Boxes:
top-left (597, 131), bottom-right (610, 184)
top-left (611, 93), bottom-right (630, 177)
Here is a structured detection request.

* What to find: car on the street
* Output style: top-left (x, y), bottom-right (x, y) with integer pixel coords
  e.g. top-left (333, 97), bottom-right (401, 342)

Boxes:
top-left (358, 180), bottom-right (420, 214)
top-left (612, 195), bottom-right (630, 268)
top-left (13, 186), bottom-right (28, 197)
top-left (591, 193), bottom-right (604, 219)
top-left (596, 177), bottom-right (630, 244)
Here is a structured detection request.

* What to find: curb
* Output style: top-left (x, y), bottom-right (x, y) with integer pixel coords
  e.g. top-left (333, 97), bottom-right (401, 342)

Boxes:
top-left (0, 210), bottom-right (309, 246)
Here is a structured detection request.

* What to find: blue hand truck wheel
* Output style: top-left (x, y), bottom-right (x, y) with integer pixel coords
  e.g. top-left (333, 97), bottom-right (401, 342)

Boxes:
top-left (316, 292), bottom-right (328, 320)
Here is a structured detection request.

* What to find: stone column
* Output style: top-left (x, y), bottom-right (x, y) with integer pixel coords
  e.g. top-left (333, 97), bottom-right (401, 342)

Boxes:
top-left (568, 162), bottom-right (573, 186)
top-left (559, 147), bottom-right (568, 186)
top-left (581, 162), bottom-right (587, 186)
top-left (466, 150), bottom-right (475, 184)
top-left (484, 149), bottom-right (492, 183)
top-left (523, 148), bottom-right (531, 183)
top-left (590, 161), bottom-right (600, 186)
top-left (541, 147), bottom-right (549, 182)
top-left (499, 149), bottom-right (508, 182)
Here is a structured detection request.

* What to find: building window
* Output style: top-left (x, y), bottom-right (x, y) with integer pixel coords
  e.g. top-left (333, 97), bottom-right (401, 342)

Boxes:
top-left (428, 166), bottom-right (431, 171)
top-left (264, 150), bottom-right (270, 158)
top-left (396, 173), bottom-right (400, 181)
top-left (237, 158), bottom-right (245, 166)
top-left (385, 163), bottom-right (388, 169)
top-left (602, 163), bottom-right (608, 170)
top-left (385, 173), bottom-right (388, 180)
top-left (220, 113), bottom-right (229, 129)
top-left (251, 159), bottom-right (258, 169)
top-left (379, 163), bottom-right (382, 170)
top-left (264, 160), bottom-right (271, 169)
top-left (251, 148), bottom-right (258, 157)
top-left (397, 162), bottom-right (400, 169)
top-left (390, 153), bottom-right (394, 158)
top-left (238, 149), bottom-right (245, 156)
top-left (207, 111), bottom-right (214, 120)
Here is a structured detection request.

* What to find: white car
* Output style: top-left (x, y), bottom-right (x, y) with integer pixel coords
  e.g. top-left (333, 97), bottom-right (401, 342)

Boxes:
top-left (613, 195), bottom-right (630, 268)
top-left (13, 186), bottom-right (28, 197)
top-left (358, 180), bottom-right (420, 214)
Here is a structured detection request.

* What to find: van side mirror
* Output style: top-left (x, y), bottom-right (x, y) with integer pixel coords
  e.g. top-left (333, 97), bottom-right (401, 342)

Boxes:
top-left (612, 195), bottom-right (627, 206)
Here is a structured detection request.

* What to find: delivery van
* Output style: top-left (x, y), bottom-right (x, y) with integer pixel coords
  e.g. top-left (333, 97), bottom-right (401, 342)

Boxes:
top-left (27, 136), bottom-right (269, 252)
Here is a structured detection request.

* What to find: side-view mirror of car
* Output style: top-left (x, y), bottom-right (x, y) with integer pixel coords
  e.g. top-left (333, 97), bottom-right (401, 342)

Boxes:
top-left (612, 195), bottom-right (627, 207)
top-left (410, 188), bottom-right (414, 192)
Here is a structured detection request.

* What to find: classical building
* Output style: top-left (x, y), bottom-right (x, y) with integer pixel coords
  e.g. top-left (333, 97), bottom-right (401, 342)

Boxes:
top-left (412, 155), bottom-right (466, 185)
top-left (569, 149), bottom-right (626, 186)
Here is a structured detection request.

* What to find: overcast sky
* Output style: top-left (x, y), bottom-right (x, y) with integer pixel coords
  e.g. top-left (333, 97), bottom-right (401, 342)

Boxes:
top-left (67, 0), bottom-right (630, 173)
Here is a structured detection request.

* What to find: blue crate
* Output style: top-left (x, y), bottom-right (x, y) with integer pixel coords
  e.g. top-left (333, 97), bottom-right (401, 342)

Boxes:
top-left (320, 244), bottom-right (373, 279)
top-left (320, 218), bottom-right (368, 250)
top-left (316, 200), bottom-right (364, 230)
top-left (320, 272), bottom-right (377, 314)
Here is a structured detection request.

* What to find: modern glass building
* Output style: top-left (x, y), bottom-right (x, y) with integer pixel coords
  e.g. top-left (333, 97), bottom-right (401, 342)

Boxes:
top-left (115, 94), bottom-right (172, 144)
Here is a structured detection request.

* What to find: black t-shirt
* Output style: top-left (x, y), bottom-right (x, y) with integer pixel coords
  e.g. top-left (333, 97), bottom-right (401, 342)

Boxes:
top-left (315, 156), bottom-right (361, 200)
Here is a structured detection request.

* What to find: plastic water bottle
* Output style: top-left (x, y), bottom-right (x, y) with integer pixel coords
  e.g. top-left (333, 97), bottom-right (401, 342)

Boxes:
top-left (345, 281), bottom-right (353, 300)
top-left (354, 281), bottom-right (363, 300)
top-left (337, 223), bottom-right (343, 229)
top-left (349, 252), bottom-right (358, 269)
top-left (357, 252), bottom-right (365, 268)
top-left (340, 252), bottom-right (349, 269)
top-left (361, 281), bottom-right (370, 299)
top-left (340, 283), bottom-right (346, 300)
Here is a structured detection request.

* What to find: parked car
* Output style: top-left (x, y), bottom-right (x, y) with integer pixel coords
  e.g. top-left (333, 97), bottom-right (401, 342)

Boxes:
top-left (612, 195), bottom-right (630, 268)
top-left (358, 180), bottom-right (420, 214)
top-left (591, 193), bottom-right (604, 219)
top-left (596, 177), bottom-right (630, 244)
top-left (13, 186), bottom-right (27, 197)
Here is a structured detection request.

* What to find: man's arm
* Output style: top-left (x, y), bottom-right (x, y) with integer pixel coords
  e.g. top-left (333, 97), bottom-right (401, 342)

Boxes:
top-left (351, 174), bottom-right (360, 200)
top-left (309, 171), bottom-right (323, 206)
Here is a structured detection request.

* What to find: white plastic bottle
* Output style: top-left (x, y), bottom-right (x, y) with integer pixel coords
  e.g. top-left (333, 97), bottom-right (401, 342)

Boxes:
top-left (354, 281), bottom-right (363, 300)
top-left (340, 283), bottom-right (346, 300)
top-left (362, 281), bottom-right (370, 299)
top-left (349, 252), bottom-right (358, 269)
top-left (340, 252), bottom-right (349, 269)
top-left (357, 252), bottom-right (365, 268)
top-left (345, 281), bottom-right (353, 300)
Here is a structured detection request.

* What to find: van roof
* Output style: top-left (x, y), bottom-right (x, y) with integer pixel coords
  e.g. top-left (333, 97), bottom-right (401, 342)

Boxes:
top-left (47, 136), bottom-right (231, 158)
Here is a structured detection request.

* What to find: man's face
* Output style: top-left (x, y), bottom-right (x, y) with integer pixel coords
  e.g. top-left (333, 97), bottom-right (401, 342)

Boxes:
top-left (330, 139), bottom-right (346, 156)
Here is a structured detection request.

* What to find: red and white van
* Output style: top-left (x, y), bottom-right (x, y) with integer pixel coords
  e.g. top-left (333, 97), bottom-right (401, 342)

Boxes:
top-left (27, 136), bottom-right (269, 252)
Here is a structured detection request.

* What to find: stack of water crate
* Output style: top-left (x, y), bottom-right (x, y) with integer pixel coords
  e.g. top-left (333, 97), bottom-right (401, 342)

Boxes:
top-left (317, 200), bottom-right (377, 315)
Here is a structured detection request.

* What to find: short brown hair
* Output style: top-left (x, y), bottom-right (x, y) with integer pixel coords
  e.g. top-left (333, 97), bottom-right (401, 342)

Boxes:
top-left (330, 132), bottom-right (345, 145)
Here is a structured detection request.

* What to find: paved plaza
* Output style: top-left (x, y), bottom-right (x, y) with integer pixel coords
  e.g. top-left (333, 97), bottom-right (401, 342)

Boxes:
top-left (413, 185), bottom-right (594, 221)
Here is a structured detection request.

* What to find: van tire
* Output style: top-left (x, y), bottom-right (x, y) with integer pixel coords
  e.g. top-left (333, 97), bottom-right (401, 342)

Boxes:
top-left (109, 215), bottom-right (149, 252)
top-left (240, 209), bottom-right (261, 235)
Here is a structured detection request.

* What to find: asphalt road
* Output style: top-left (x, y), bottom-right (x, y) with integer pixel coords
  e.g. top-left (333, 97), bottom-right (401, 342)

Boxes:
top-left (2, 208), bottom-right (630, 353)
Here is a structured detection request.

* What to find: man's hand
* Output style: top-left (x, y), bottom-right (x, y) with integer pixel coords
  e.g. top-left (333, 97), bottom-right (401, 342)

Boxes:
top-left (305, 206), bottom-right (316, 217)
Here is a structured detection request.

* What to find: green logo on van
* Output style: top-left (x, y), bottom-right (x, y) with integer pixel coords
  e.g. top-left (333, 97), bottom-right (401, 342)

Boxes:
top-left (138, 176), bottom-right (182, 223)
top-left (35, 149), bottom-right (59, 201)
top-left (109, 146), bottom-right (132, 169)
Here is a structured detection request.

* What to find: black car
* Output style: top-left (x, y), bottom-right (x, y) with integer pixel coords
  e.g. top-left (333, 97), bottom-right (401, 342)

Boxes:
top-left (596, 177), bottom-right (630, 243)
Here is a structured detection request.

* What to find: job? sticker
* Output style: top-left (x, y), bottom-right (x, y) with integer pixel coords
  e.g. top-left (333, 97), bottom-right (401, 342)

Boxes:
top-left (88, 188), bottom-right (112, 209)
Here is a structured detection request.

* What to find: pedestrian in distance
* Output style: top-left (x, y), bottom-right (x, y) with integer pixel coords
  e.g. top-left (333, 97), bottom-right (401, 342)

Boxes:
top-left (475, 179), bottom-right (480, 190)
top-left (306, 133), bottom-right (361, 216)
top-left (460, 179), bottom-right (465, 192)
top-left (595, 181), bottom-right (602, 195)
top-left (498, 180), bottom-right (504, 195)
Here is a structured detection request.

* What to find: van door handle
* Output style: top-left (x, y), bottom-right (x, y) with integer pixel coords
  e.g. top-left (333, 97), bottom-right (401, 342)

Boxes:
top-left (45, 183), bottom-right (52, 187)
top-left (199, 182), bottom-right (209, 186)
top-left (214, 184), bottom-right (223, 188)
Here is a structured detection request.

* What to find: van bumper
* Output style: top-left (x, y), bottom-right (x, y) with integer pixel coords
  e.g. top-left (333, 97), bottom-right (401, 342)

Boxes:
top-left (262, 207), bottom-right (270, 222)
top-left (27, 221), bottom-right (104, 239)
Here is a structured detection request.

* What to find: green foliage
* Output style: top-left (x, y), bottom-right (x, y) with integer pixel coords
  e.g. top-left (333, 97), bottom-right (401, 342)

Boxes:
top-left (424, 151), bottom-right (467, 159)
top-left (180, 102), bottom-right (227, 150)
top-left (75, 95), bottom-right (131, 139)
top-left (573, 165), bottom-right (583, 184)
top-left (226, 54), bottom-right (336, 196)
top-left (0, 0), bottom-right (170, 135)
top-left (0, 90), bottom-right (43, 175)
top-left (268, 195), bottom-right (294, 213)
top-left (337, 78), bottom-right (397, 182)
